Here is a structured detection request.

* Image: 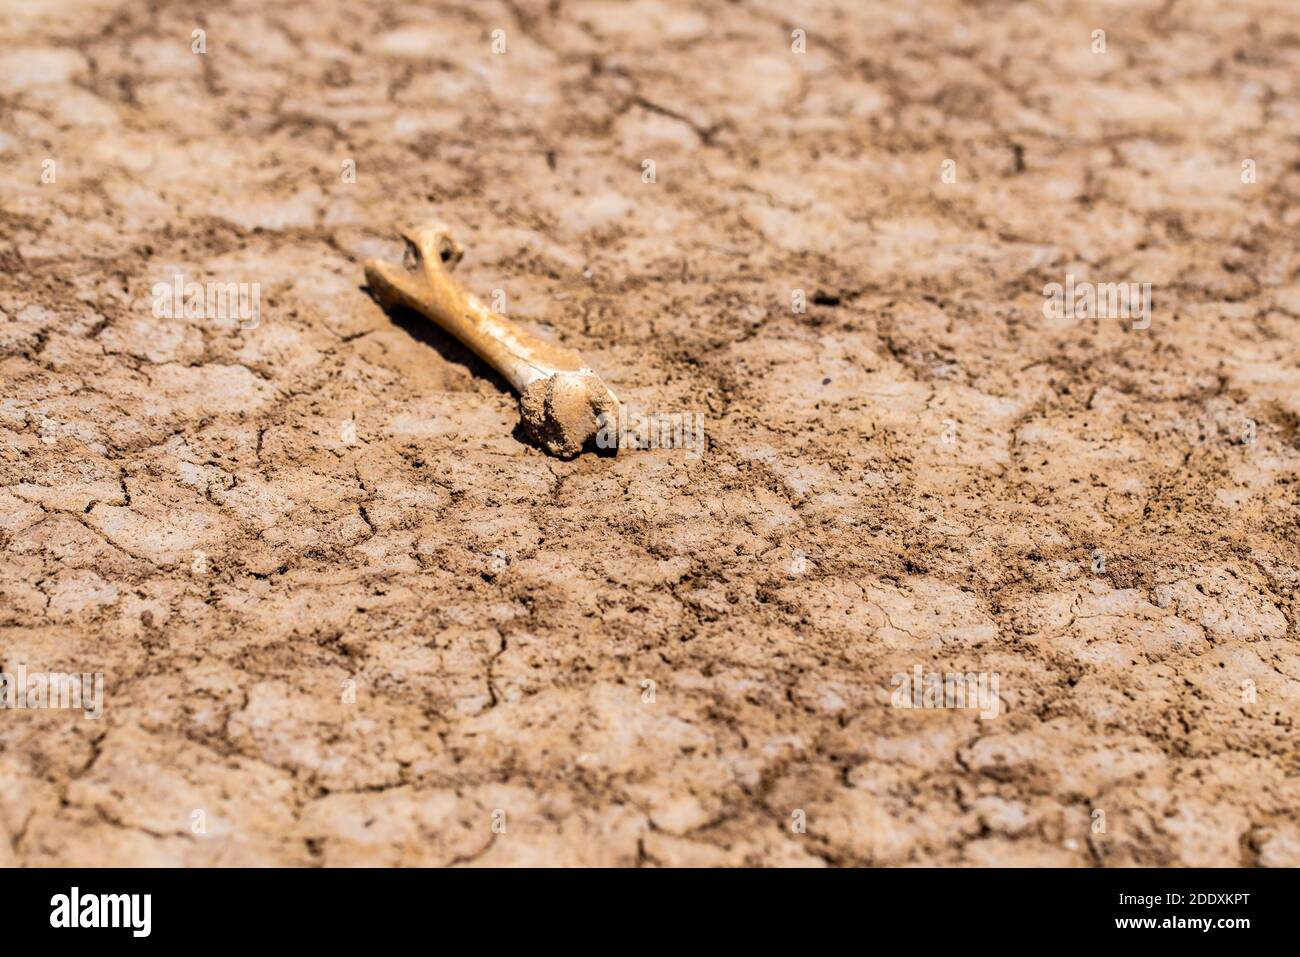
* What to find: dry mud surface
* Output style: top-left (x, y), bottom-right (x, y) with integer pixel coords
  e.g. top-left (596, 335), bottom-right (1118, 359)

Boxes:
top-left (2, 0), bottom-right (1299, 867)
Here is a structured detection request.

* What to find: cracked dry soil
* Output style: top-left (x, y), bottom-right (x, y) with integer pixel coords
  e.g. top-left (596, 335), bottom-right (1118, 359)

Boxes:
top-left (2, 0), bottom-right (1300, 867)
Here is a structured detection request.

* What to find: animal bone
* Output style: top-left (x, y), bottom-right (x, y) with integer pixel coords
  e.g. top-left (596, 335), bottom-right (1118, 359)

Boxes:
top-left (364, 223), bottom-right (619, 458)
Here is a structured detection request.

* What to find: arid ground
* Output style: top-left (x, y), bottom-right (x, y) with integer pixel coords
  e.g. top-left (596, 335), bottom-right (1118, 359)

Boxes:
top-left (1, 0), bottom-right (1298, 866)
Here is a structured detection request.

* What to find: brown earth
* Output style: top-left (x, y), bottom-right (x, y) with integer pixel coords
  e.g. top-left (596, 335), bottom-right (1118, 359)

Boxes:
top-left (2, 0), bottom-right (1299, 867)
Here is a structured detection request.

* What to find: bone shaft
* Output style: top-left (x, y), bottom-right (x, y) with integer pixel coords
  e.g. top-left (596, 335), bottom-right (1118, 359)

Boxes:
top-left (362, 260), bottom-right (528, 391)
top-left (364, 259), bottom-right (586, 393)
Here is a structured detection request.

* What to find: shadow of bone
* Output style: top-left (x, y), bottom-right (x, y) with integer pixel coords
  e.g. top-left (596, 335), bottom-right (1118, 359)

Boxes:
top-left (360, 285), bottom-right (515, 398)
